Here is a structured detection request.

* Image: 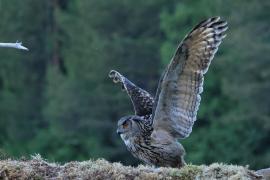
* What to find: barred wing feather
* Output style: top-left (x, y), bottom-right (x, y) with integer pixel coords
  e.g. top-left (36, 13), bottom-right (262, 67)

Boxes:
top-left (153, 17), bottom-right (228, 139)
top-left (109, 70), bottom-right (154, 116)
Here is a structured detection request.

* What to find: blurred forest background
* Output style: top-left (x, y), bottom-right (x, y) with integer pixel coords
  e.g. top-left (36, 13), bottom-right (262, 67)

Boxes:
top-left (0, 0), bottom-right (269, 170)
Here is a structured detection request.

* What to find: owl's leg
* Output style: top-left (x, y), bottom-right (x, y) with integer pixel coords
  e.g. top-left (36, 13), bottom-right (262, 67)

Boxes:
top-left (181, 156), bottom-right (187, 167)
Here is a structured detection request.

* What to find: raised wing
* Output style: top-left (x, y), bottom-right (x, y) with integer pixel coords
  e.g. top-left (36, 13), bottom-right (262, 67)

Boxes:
top-left (153, 17), bottom-right (228, 139)
top-left (109, 70), bottom-right (154, 116)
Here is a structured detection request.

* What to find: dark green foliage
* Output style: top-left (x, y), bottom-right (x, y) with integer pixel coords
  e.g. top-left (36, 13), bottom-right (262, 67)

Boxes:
top-left (0, 0), bottom-right (269, 169)
top-left (161, 0), bottom-right (270, 169)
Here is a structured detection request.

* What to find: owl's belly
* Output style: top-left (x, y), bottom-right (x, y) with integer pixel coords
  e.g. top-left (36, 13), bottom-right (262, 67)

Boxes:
top-left (124, 137), bottom-right (185, 168)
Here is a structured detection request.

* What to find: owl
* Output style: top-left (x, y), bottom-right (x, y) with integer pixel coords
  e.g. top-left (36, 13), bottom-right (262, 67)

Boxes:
top-left (109, 17), bottom-right (228, 168)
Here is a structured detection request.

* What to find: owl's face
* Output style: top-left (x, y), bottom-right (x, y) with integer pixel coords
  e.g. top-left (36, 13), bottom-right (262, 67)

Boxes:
top-left (117, 115), bottom-right (143, 140)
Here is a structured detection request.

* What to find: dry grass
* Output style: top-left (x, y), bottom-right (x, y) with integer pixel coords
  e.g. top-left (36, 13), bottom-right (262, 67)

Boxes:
top-left (0, 154), bottom-right (263, 180)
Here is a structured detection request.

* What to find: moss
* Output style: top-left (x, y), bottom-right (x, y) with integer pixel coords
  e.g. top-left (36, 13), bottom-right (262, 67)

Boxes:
top-left (169, 165), bottom-right (202, 180)
top-left (0, 155), bottom-right (263, 179)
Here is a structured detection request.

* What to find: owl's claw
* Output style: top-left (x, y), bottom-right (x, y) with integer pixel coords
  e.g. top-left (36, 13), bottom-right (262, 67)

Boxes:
top-left (109, 70), bottom-right (124, 84)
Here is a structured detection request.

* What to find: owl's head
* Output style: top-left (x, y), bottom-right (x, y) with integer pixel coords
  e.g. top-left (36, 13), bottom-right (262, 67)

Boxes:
top-left (116, 115), bottom-right (145, 140)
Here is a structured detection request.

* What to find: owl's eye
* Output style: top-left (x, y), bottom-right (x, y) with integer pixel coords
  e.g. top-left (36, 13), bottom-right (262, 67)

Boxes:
top-left (122, 121), bottom-right (129, 129)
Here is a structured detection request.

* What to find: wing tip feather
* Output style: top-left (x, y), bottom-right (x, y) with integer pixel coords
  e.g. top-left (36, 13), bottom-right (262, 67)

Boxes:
top-left (193, 16), bottom-right (228, 33)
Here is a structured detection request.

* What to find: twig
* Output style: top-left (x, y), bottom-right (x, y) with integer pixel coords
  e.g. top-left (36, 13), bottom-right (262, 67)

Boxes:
top-left (0, 41), bottom-right (28, 51)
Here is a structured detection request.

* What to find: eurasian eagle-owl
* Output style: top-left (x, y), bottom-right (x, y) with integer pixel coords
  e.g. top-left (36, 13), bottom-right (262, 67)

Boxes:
top-left (109, 17), bottom-right (228, 168)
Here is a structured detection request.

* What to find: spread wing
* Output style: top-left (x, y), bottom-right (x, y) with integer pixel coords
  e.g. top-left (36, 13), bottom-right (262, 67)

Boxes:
top-left (153, 17), bottom-right (228, 139)
top-left (109, 70), bottom-right (154, 116)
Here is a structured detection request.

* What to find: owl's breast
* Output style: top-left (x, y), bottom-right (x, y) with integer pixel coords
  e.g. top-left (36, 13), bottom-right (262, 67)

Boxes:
top-left (123, 134), bottom-right (185, 167)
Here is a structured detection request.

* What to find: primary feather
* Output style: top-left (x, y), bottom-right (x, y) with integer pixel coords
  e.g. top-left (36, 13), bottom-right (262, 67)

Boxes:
top-left (153, 17), bottom-right (228, 139)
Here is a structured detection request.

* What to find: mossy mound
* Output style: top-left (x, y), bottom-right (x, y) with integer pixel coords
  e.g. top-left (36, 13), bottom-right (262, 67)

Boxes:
top-left (0, 155), bottom-right (263, 179)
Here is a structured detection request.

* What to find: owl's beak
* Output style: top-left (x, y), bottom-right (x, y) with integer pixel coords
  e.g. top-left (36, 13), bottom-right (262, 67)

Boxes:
top-left (117, 129), bottom-right (123, 135)
top-left (116, 129), bottom-right (122, 135)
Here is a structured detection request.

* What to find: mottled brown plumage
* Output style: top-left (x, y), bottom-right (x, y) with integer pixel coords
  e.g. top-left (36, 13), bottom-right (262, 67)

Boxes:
top-left (109, 17), bottom-right (228, 168)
